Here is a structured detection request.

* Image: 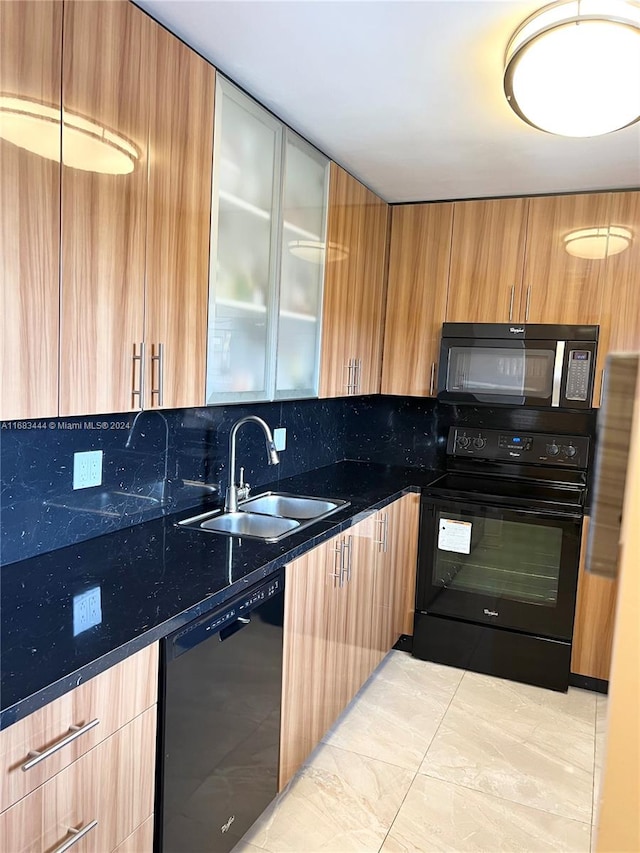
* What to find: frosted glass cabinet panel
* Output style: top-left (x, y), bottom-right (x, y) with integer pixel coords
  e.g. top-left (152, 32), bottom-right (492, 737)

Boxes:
top-left (276, 133), bottom-right (329, 399)
top-left (206, 77), bottom-right (329, 404)
top-left (206, 78), bottom-right (281, 403)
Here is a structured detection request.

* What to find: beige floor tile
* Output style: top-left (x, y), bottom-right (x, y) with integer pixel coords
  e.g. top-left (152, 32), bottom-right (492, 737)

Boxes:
top-left (420, 671), bottom-right (596, 823)
top-left (322, 651), bottom-right (463, 770)
top-left (241, 742), bottom-right (415, 852)
top-left (380, 774), bottom-right (592, 852)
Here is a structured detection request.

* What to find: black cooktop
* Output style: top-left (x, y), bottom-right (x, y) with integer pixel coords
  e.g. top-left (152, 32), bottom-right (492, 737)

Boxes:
top-left (424, 472), bottom-right (585, 512)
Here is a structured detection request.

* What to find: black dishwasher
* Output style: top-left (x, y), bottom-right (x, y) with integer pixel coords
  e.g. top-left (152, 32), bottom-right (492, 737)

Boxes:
top-left (155, 570), bottom-right (284, 853)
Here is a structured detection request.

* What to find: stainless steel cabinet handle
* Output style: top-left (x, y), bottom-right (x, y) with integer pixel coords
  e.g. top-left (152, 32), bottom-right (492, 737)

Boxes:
top-left (22, 718), bottom-right (100, 771)
top-left (131, 342), bottom-right (145, 409)
top-left (341, 535), bottom-right (353, 583)
top-left (525, 285), bottom-right (532, 322)
top-left (344, 360), bottom-right (354, 395)
top-left (354, 358), bottom-right (362, 394)
top-left (375, 514), bottom-right (388, 552)
top-left (429, 362), bottom-right (436, 397)
top-left (508, 285), bottom-right (515, 322)
top-left (330, 542), bottom-right (343, 587)
top-left (151, 342), bottom-right (164, 407)
top-left (52, 821), bottom-right (98, 853)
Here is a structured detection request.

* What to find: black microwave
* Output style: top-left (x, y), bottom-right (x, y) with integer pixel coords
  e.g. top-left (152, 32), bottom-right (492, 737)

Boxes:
top-left (437, 323), bottom-right (599, 409)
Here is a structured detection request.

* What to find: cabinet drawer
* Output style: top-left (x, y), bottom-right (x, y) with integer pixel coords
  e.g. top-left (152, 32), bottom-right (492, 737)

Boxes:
top-left (0, 705), bottom-right (156, 853)
top-left (113, 816), bottom-right (153, 853)
top-left (0, 644), bottom-right (158, 812)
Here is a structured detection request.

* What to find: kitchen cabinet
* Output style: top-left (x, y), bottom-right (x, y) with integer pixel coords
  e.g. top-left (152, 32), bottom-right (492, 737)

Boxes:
top-left (60, 0), bottom-right (214, 417)
top-left (571, 516), bottom-right (619, 682)
top-left (206, 77), bottom-right (328, 404)
top-left (602, 191), bottom-right (640, 355)
top-left (279, 495), bottom-right (419, 786)
top-left (382, 203), bottom-right (454, 396)
top-left (0, 644), bottom-right (158, 852)
top-left (319, 164), bottom-right (389, 397)
top-left (445, 198), bottom-right (529, 324)
top-left (0, 0), bottom-right (61, 421)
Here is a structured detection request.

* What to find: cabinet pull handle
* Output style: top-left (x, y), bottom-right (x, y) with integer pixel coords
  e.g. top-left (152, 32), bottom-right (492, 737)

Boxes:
top-left (354, 358), bottom-right (362, 394)
top-left (375, 514), bottom-right (388, 552)
top-left (131, 342), bottom-right (145, 409)
top-left (344, 360), bottom-right (354, 395)
top-left (525, 285), bottom-right (532, 322)
top-left (52, 821), bottom-right (98, 853)
top-left (341, 534), bottom-right (353, 583)
top-left (151, 342), bottom-right (164, 407)
top-left (508, 285), bottom-right (515, 322)
top-left (429, 362), bottom-right (437, 397)
top-left (21, 718), bottom-right (100, 771)
top-left (330, 542), bottom-right (343, 587)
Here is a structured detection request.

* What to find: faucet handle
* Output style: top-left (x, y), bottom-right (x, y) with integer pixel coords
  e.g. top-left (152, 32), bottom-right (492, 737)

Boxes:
top-left (237, 466), bottom-right (250, 502)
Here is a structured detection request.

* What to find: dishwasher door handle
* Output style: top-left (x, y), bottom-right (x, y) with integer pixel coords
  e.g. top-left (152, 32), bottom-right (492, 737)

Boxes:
top-left (219, 616), bottom-right (251, 642)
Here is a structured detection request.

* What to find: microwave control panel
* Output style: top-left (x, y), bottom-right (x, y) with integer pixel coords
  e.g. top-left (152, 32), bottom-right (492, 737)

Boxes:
top-left (565, 349), bottom-right (592, 401)
top-left (448, 428), bottom-right (590, 467)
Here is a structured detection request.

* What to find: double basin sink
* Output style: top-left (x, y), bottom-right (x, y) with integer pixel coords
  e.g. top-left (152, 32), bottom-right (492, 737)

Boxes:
top-left (177, 492), bottom-right (350, 543)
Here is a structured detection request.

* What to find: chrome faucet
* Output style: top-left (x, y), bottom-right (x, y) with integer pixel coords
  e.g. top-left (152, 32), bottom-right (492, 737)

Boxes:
top-left (225, 416), bottom-right (279, 513)
top-left (125, 409), bottom-right (170, 506)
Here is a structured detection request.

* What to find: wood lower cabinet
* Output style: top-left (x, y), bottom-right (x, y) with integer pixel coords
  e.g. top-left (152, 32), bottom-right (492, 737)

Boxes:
top-left (280, 496), bottom-right (420, 787)
top-left (0, 644), bottom-right (158, 853)
top-left (571, 516), bottom-right (619, 682)
top-left (382, 203), bottom-right (453, 396)
top-left (446, 198), bottom-right (529, 324)
top-left (320, 164), bottom-right (389, 397)
top-left (0, 0), bottom-right (61, 421)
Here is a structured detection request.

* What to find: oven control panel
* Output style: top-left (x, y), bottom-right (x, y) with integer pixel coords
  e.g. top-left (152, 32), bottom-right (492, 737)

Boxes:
top-left (448, 427), bottom-right (589, 467)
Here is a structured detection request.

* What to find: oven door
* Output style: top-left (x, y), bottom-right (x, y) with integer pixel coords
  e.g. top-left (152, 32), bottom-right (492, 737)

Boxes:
top-left (437, 337), bottom-right (558, 407)
top-left (416, 497), bottom-right (582, 640)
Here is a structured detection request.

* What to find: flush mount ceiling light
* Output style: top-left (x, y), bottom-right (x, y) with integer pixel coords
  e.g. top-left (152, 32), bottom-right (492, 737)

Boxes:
top-left (564, 225), bottom-right (633, 258)
top-left (288, 240), bottom-right (349, 263)
top-left (0, 95), bottom-right (139, 174)
top-left (504, 0), bottom-right (640, 137)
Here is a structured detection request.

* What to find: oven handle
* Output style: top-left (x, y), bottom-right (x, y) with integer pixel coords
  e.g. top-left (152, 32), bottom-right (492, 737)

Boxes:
top-left (421, 497), bottom-right (583, 523)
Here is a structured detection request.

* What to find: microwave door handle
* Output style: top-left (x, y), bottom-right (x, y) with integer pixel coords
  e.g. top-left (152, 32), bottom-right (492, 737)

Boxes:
top-left (551, 341), bottom-right (566, 407)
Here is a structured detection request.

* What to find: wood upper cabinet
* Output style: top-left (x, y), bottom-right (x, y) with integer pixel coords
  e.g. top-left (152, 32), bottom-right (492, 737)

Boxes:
top-left (60, 0), bottom-right (214, 417)
top-left (0, 1), bottom-right (61, 421)
top-left (602, 191), bottom-right (640, 353)
top-left (144, 24), bottom-right (215, 410)
top-left (320, 164), bottom-right (389, 397)
top-left (382, 203), bottom-right (454, 396)
top-left (60, 0), bottom-right (151, 417)
top-left (446, 198), bottom-right (529, 323)
top-left (571, 517), bottom-right (619, 682)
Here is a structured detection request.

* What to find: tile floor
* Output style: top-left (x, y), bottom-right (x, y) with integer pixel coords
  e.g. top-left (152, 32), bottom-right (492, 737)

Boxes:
top-left (236, 651), bottom-right (607, 853)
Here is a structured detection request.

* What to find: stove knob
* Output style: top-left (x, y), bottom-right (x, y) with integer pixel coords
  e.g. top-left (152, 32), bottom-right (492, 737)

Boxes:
top-left (565, 445), bottom-right (577, 458)
top-left (457, 435), bottom-right (470, 449)
top-left (473, 437), bottom-right (486, 449)
top-left (547, 443), bottom-right (560, 457)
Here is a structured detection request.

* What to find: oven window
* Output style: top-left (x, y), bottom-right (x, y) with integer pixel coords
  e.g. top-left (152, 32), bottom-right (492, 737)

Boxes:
top-left (434, 510), bottom-right (563, 605)
top-left (447, 347), bottom-right (555, 397)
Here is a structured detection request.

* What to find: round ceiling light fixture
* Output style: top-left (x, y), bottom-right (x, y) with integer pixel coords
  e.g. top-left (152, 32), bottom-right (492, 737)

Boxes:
top-left (504, 0), bottom-right (640, 137)
top-left (563, 225), bottom-right (633, 258)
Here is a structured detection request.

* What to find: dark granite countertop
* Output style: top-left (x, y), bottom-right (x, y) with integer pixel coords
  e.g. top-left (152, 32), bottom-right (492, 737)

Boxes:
top-left (0, 461), bottom-right (442, 730)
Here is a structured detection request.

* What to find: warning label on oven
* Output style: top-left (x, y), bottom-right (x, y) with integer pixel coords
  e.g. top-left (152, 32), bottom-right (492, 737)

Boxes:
top-left (438, 519), bottom-right (472, 554)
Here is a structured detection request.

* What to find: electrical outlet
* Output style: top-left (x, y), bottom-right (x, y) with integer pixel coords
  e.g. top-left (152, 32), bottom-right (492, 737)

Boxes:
top-left (73, 450), bottom-right (103, 490)
top-left (274, 428), bottom-right (287, 451)
top-left (73, 586), bottom-right (102, 636)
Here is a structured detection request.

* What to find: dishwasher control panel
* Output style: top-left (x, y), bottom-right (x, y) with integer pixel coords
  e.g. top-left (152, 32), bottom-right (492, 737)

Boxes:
top-left (447, 427), bottom-right (589, 468)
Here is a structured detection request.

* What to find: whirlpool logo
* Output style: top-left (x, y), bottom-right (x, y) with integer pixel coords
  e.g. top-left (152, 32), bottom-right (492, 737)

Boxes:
top-left (483, 608), bottom-right (499, 617)
top-left (509, 327), bottom-right (525, 334)
top-left (221, 815), bottom-right (235, 834)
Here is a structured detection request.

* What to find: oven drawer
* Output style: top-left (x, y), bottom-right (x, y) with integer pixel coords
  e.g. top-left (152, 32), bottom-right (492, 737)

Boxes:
top-left (416, 497), bottom-right (582, 640)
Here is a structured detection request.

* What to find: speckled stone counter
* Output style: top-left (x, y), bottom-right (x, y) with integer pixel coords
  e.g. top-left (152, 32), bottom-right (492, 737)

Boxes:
top-left (0, 461), bottom-right (442, 730)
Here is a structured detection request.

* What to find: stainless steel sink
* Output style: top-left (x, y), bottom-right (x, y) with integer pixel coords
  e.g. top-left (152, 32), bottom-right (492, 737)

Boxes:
top-left (239, 492), bottom-right (347, 519)
top-left (177, 491), bottom-right (350, 542)
top-left (201, 511), bottom-right (300, 541)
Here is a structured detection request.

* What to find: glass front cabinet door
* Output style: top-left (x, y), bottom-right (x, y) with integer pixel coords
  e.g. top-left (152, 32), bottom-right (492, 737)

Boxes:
top-left (206, 77), bottom-right (329, 404)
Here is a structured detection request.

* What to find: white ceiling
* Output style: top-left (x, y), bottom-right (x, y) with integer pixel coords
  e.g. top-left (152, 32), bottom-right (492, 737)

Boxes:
top-left (136, 0), bottom-right (640, 203)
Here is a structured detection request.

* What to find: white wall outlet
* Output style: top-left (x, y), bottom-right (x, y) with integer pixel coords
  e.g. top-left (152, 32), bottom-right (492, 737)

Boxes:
top-left (73, 450), bottom-right (103, 490)
top-left (274, 427), bottom-right (287, 451)
top-left (73, 586), bottom-right (102, 636)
